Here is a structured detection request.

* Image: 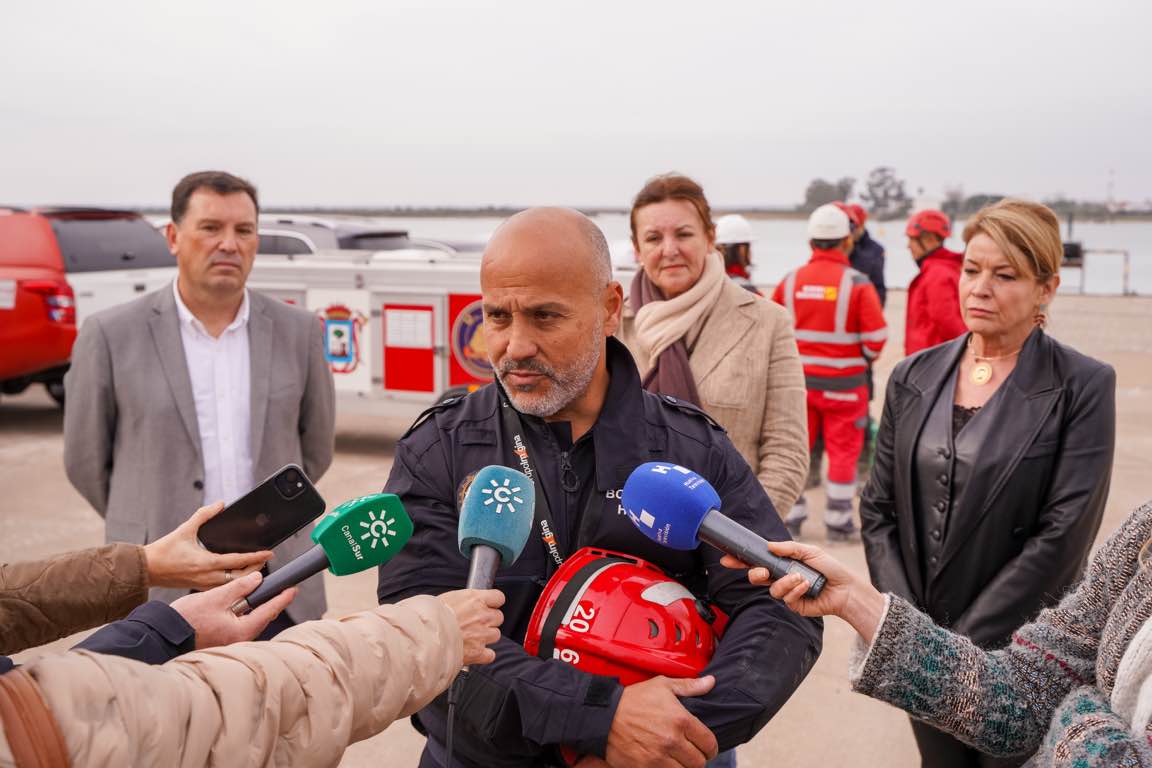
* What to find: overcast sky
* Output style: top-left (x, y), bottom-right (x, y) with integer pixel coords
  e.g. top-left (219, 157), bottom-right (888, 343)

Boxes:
top-left (3, 0), bottom-right (1149, 208)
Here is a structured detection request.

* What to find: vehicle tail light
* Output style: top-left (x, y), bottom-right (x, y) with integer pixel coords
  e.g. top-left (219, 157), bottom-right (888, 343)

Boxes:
top-left (22, 280), bottom-right (76, 325)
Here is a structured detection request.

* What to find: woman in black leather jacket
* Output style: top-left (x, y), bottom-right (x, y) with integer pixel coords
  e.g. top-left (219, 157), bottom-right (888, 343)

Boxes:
top-left (860, 198), bottom-right (1116, 768)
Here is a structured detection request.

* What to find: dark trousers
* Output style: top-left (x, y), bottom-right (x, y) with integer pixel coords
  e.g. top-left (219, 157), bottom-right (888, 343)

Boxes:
top-left (416, 739), bottom-right (565, 768)
top-left (910, 718), bottom-right (1029, 768)
top-left (418, 742), bottom-right (734, 768)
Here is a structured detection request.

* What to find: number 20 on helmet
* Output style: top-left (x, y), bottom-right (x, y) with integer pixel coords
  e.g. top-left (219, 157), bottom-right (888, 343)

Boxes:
top-left (523, 546), bottom-right (728, 686)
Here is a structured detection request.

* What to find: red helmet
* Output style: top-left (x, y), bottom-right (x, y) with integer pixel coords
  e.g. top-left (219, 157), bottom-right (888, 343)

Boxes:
top-left (524, 547), bottom-right (728, 686)
top-left (833, 201), bottom-right (862, 229)
top-left (906, 209), bottom-right (951, 239)
top-left (848, 204), bottom-right (867, 226)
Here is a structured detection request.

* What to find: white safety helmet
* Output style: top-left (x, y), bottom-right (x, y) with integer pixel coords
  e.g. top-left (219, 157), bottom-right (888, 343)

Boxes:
top-left (807, 204), bottom-right (851, 240)
top-left (714, 214), bottom-right (755, 245)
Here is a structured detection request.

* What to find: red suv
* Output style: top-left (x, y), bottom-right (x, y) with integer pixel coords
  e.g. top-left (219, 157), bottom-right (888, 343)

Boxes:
top-left (0, 207), bottom-right (175, 404)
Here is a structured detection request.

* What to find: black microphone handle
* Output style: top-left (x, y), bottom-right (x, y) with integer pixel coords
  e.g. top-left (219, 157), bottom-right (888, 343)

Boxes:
top-left (699, 509), bottom-right (826, 598)
top-left (456, 544), bottom-right (502, 678)
top-left (231, 544), bottom-right (330, 616)
top-left (465, 544), bottom-right (501, 590)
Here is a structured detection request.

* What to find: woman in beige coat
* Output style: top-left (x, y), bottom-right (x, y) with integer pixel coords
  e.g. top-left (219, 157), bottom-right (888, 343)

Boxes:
top-left (618, 173), bottom-right (809, 516)
top-left (0, 574), bottom-right (503, 767)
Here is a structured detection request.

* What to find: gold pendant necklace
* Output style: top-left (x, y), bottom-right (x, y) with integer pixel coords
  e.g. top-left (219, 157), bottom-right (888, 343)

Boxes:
top-left (967, 338), bottom-right (1022, 386)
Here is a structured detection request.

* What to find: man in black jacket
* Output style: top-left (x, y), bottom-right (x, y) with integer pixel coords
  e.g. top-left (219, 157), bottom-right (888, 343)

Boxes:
top-left (847, 204), bottom-right (886, 308)
top-left (848, 204), bottom-right (887, 483)
top-left (377, 207), bottom-right (822, 768)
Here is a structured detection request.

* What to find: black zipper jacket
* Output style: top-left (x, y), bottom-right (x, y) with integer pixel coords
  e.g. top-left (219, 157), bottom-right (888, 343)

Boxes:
top-left (861, 329), bottom-right (1115, 649)
top-left (377, 337), bottom-right (822, 767)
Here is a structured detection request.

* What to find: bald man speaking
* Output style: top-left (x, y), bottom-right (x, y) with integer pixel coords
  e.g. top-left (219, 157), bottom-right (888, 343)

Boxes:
top-left (377, 208), bottom-right (822, 768)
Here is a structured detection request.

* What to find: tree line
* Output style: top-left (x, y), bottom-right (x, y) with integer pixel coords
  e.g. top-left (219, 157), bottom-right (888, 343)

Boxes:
top-left (800, 167), bottom-right (912, 220)
top-left (801, 168), bottom-right (1136, 221)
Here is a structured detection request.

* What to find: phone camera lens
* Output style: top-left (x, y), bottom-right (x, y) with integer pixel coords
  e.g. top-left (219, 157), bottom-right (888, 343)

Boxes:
top-left (276, 468), bottom-right (305, 499)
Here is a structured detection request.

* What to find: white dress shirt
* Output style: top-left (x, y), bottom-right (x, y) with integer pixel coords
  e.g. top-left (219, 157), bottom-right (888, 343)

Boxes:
top-left (173, 279), bottom-right (255, 507)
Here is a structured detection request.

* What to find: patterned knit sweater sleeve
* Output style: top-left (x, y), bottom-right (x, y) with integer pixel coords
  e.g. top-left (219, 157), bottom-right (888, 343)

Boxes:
top-left (850, 501), bottom-right (1152, 763)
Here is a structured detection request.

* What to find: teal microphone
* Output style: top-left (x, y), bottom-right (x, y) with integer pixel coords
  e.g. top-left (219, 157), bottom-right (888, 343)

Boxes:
top-left (458, 465), bottom-right (535, 589)
top-left (447, 464), bottom-right (538, 765)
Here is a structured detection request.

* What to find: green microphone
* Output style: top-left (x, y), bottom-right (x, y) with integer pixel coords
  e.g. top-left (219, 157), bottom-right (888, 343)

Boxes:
top-left (231, 493), bottom-right (413, 616)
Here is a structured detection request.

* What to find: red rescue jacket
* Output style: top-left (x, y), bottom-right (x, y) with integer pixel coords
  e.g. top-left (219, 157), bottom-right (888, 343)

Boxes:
top-left (906, 246), bottom-right (966, 355)
top-left (771, 248), bottom-right (887, 390)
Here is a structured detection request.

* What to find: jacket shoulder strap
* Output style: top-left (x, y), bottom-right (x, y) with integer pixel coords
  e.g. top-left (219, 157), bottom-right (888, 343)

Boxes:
top-left (401, 395), bottom-right (468, 441)
top-left (0, 667), bottom-right (70, 768)
top-left (657, 394), bottom-right (725, 432)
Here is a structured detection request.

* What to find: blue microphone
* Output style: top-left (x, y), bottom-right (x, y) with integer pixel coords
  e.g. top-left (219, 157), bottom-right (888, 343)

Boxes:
top-left (622, 462), bottom-right (826, 598)
top-left (458, 465), bottom-right (536, 589)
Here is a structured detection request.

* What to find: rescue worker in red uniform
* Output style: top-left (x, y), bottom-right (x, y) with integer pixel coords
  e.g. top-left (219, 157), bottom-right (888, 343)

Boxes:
top-left (772, 204), bottom-right (886, 540)
top-left (905, 209), bottom-right (966, 355)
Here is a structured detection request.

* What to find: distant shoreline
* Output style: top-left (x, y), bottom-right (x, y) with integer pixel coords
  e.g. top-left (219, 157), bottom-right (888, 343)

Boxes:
top-left (135, 205), bottom-right (1152, 223)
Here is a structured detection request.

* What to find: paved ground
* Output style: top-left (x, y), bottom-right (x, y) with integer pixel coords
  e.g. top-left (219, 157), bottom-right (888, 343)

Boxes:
top-left (2, 291), bottom-right (1149, 767)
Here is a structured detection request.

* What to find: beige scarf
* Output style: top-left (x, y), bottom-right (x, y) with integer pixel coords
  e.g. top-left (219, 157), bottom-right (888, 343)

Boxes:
top-left (632, 251), bottom-right (726, 372)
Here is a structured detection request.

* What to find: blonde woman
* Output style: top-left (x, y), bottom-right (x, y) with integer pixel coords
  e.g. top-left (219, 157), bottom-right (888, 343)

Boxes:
top-left (618, 173), bottom-right (809, 517)
top-left (859, 199), bottom-right (1116, 766)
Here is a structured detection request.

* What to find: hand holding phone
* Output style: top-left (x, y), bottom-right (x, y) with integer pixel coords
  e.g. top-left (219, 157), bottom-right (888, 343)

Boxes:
top-left (144, 501), bottom-right (273, 589)
top-left (197, 464), bottom-right (326, 554)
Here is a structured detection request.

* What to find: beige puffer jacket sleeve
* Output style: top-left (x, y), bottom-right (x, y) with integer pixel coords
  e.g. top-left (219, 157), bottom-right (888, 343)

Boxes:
top-left (0, 543), bottom-right (147, 655)
top-left (6, 595), bottom-right (461, 768)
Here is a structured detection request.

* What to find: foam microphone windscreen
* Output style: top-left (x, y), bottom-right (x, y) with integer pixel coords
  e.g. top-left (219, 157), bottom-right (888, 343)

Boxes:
top-left (458, 465), bottom-right (535, 566)
top-left (623, 462), bottom-right (829, 598)
top-left (621, 462), bottom-right (720, 550)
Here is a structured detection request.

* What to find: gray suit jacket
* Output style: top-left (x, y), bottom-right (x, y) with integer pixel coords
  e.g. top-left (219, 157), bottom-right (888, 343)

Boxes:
top-left (63, 286), bottom-right (336, 621)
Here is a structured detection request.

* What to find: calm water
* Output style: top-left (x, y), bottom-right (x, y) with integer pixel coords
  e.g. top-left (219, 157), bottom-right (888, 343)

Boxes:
top-left (369, 214), bottom-right (1152, 296)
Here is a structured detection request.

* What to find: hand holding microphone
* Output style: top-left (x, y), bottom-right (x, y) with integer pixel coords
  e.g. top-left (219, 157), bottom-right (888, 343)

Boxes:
top-left (722, 541), bottom-right (888, 643)
top-left (451, 465), bottom-right (534, 664)
top-left (445, 465), bottom-right (535, 766)
top-left (172, 571), bottom-right (297, 649)
top-left (622, 462), bottom-right (827, 599)
top-left (231, 493), bottom-right (414, 616)
top-left (438, 589), bottom-right (506, 666)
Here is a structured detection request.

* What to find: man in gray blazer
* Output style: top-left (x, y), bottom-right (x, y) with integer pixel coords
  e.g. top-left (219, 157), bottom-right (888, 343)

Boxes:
top-left (63, 170), bottom-right (335, 626)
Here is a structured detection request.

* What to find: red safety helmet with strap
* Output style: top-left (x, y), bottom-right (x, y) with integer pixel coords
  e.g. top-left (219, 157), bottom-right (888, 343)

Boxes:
top-left (906, 209), bottom-right (952, 239)
top-left (524, 547), bottom-right (728, 686)
top-left (848, 203), bottom-right (867, 226)
top-left (833, 201), bottom-right (862, 229)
